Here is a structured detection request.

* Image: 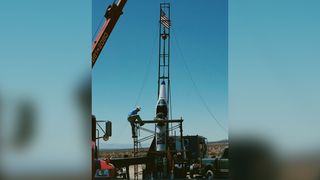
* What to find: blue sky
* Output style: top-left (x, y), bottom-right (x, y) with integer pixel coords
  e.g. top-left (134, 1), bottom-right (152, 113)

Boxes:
top-left (229, 0), bottom-right (320, 154)
top-left (92, 0), bottom-right (228, 147)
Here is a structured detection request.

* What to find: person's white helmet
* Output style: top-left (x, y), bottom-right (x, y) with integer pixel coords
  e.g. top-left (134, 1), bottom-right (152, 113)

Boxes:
top-left (136, 106), bottom-right (141, 111)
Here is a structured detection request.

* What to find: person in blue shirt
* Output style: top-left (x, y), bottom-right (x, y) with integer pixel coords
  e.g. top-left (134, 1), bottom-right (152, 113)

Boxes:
top-left (128, 106), bottom-right (144, 138)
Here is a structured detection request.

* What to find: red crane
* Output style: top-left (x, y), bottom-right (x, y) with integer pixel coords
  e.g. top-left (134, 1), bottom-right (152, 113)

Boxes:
top-left (92, 0), bottom-right (127, 68)
top-left (92, 1), bottom-right (127, 179)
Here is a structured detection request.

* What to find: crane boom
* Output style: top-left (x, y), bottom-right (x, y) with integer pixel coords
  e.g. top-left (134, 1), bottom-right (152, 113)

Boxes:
top-left (92, 0), bottom-right (127, 68)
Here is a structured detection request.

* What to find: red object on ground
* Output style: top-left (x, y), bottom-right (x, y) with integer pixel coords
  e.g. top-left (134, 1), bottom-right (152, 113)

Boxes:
top-left (100, 160), bottom-right (114, 170)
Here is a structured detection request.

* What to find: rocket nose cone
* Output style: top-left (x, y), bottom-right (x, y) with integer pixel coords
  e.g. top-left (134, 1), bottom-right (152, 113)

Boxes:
top-left (159, 80), bottom-right (167, 100)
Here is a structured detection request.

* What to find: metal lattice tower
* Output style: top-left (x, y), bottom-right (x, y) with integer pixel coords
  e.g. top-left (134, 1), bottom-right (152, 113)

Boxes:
top-left (158, 3), bottom-right (171, 108)
top-left (134, 3), bottom-right (172, 179)
top-left (158, 2), bottom-right (171, 150)
top-left (158, 3), bottom-right (171, 178)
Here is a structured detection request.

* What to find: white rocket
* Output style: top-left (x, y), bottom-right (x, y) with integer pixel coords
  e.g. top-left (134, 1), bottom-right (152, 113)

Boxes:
top-left (155, 80), bottom-right (168, 152)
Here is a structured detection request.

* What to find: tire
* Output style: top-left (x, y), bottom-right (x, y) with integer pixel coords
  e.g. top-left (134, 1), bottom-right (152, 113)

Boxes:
top-left (206, 170), bottom-right (214, 180)
top-left (189, 165), bottom-right (195, 179)
top-left (190, 172), bottom-right (194, 179)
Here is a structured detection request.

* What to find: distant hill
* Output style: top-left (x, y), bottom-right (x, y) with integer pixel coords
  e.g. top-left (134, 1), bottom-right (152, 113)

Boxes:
top-left (99, 143), bottom-right (150, 150)
top-left (207, 140), bottom-right (228, 157)
top-left (208, 139), bottom-right (228, 145)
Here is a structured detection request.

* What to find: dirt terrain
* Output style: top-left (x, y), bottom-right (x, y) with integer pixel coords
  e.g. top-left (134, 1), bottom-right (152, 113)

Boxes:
top-left (98, 142), bottom-right (228, 179)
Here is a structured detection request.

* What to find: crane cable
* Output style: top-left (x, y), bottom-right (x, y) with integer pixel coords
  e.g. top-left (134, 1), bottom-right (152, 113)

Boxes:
top-left (92, 0), bottom-right (117, 42)
top-left (172, 28), bottom-right (228, 134)
top-left (134, 25), bottom-right (159, 107)
top-left (113, 24), bottom-right (158, 141)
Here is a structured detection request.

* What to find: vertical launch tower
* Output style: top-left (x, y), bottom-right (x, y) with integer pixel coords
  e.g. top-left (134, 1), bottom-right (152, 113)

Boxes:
top-left (158, 3), bottom-right (171, 98)
top-left (130, 3), bottom-right (185, 179)
top-left (155, 2), bottom-right (171, 152)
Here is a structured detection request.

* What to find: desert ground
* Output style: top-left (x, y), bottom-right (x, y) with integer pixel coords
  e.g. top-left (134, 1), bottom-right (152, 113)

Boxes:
top-left (98, 141), bottom-right (228, 159)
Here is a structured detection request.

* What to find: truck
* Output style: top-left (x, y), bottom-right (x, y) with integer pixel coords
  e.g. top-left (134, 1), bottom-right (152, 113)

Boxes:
top-left (189, 145), bottom-right (229, 179)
